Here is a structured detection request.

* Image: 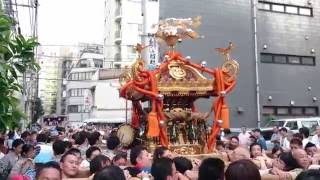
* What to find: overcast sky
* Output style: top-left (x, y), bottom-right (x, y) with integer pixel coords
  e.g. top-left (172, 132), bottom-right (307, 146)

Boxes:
top-left (37, 0), bottom-right (105, 46)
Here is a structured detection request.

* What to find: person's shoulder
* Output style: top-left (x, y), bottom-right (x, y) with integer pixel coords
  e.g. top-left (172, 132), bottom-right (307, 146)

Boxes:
top-left (311, 134), bottom-right (319, 139)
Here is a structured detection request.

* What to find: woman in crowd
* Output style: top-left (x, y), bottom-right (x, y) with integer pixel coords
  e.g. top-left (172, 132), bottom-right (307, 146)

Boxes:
top-left (250, 143), bottom-right (272, 170)
top-left (271, 146), bottom-right (283, 159)
top-left (9, 144), bottom-right (36, 178)
top-left (153, 146), bottom-right (172, 162)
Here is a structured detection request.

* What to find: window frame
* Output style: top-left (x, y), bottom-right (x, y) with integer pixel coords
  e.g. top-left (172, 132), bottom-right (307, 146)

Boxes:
top-left (263, 106), bottom-right (319, 117)
top-left (258, 1), bottom-right (313, 17)
top-left (261, 53), bottom-right (315, 66)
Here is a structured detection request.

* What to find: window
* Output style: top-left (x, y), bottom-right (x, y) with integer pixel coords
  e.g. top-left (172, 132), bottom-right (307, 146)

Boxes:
top-left (291, 107), bottom-right (303, 115)
top-left (299, 8), bottom-right (312, 16)
top-left (263, 106), bottom-right (319, 117)
top-left (285, 121), bottom-right (298, 130)
top-left (301, 121), bottom-right (319, 133)
top-left (259, 3), bottom-right (271, 10)
top-left (273, 55), bottom-right (287, 64)
top-left (305, 107), bottom-right (318, 116)
top-left (301, 57), bottom-right (315, 65)
top-left (277, 107), bottom-right (289, 115)
top-left (258, 1), bottom-right (313, 17)
top-left (262, 106), bottom-right (275, 115)
top-left (68, 105), bottom-right (84, 113)
top-left (68, 105), bottom-right (79, 113)
top-left (266, 120), bottom-right (285, 127)
top-left (85, 72), bottom-right (92, 80)
top-left (272, 4), bottom-right (284, 12)
top-left (260, 54), bottom-right (273, 63)
top-left (79, 61), bottom-right (88, 68)
top-left (79, 72), bottom-right (85, 80)
top-left (286, 6), bottom-right (298, 14)
top-left (261, 53), bottom-right (315, 66)
top-left (288, 56), bottom-right (300, 64)
top-left (93, 59), bottom-right (103, 68)
top-left (68, 88), bottom-right (88, 97)
top-left (78, 89), bottom-right (81, 96)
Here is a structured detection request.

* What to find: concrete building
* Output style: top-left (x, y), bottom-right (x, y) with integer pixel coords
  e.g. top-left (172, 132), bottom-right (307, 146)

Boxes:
top-left (104, 0), bottom-right (143, 68)
top-left (56, 47), bottom-right (76, 115)
top-left (65, 44), bottom-right (103, 126)
top-left (158, 0), bottom-right (320, 128)
top-left (85, 70), bottom-right (131, 126)
top-left (38, 48), bottom-right (60, 115)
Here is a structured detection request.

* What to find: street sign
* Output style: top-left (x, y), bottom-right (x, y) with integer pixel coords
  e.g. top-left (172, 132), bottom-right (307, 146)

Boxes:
top-left (83, 89), bottom-right (92, 111)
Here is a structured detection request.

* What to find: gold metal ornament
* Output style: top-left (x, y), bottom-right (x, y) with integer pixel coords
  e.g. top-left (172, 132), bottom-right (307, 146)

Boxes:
top-left (215, 42), bottom-right (234, 61)
top-left (131, 58), bottom-right (145, 81)
top-left (119, 70), bottom-right (132, 86)
top-left (222, 59), bottom-right (240, 81)
top-left (168, 62), bottom-right (187, 80)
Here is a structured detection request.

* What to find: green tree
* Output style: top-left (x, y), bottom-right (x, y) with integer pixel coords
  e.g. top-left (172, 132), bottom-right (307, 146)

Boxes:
top-left (0, 10), bottom-right (39, 131)
top-left (32, 97), bottom-right (44, 123)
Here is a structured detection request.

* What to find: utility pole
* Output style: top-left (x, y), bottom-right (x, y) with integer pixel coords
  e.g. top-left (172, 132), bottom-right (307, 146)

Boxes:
top-left (17, 0), bottom-right (39, 129)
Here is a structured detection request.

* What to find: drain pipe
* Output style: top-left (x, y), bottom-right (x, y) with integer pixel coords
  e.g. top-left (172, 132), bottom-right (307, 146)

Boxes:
top-left (252, 0), bottom-right (261, 128)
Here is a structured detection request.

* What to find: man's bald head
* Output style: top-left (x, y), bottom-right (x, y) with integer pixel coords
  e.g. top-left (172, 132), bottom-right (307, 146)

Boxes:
top-left (230, 147), bottom-right (250, 162)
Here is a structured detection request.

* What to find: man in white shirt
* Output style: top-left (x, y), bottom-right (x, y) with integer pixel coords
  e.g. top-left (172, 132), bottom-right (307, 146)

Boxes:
top-left (311, 126), bottom-right (320, 148)
top-left (270, 126), bottom-right (281, 146)
top-left (279, 127), bottom-right (290, 151)
top-left (299, 127), bottom-right (311, 148)
top-left (238, 126), bottom-right (250, 146)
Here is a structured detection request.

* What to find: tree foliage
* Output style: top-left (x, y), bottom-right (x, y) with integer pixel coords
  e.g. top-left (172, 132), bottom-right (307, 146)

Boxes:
top-left (0, 11), bottom-right (39, 131)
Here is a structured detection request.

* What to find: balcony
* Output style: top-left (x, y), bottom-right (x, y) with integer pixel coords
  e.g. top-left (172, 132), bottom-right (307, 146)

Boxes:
top-left (115, 8), bottom-right (122, 21)
top-left (114, 30), bottom-right (121, 44)
top-left (115, 53), bottom-right (121, 62)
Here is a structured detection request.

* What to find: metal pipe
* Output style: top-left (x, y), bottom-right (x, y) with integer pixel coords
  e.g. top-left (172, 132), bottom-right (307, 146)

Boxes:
top-left (252, 0), bottom-right (261, 128)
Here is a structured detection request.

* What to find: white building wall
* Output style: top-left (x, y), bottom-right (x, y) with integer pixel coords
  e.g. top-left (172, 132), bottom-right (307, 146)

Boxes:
top-left (66, 48), bottom-right (104, 126)
top-left (104, 0), bottom-right (143, 68)
top-left (90, 79), bottom-right (131, 123)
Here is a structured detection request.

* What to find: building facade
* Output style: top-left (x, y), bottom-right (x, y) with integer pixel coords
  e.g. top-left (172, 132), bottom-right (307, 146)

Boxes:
top-left (65, 44), bottom-right (104, 127)
top-left (56, 47), bottom-right (75, 115)
top-left (38, 48), bottom-right (60, 115)
top-left (104, 0), bottom-right (143, 68)
top-left (158, 0), bottom-right (320, 128)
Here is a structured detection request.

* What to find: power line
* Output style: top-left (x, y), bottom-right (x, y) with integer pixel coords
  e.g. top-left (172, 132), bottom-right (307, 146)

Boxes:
top-left (18, 75), bottom-right (123, 82)
top-left (36, 54), bottom-right (138, 61)
top-left (38, 44), bottom-right (149, 47)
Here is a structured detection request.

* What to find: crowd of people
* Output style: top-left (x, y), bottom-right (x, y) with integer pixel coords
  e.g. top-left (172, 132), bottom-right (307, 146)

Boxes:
top-left (0, 125), bottom-right (320, 180)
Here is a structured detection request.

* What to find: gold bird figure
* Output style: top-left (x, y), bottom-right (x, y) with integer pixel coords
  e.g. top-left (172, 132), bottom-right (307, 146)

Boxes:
top-left (135, 43), bottom-right (150, 57)
top-left (215, 42), bottom-right (234, 61)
